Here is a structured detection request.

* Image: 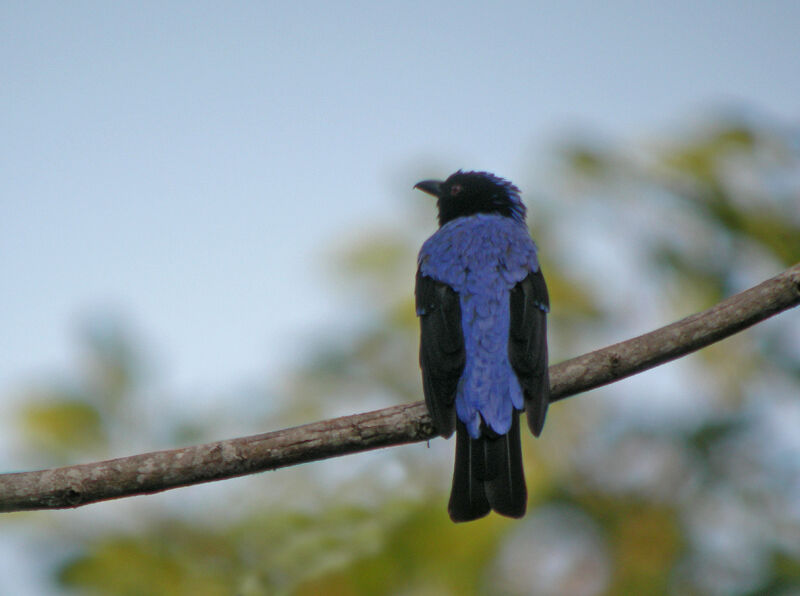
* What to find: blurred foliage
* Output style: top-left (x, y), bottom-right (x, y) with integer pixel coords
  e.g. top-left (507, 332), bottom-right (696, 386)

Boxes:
top-left (4, 112), bottom-right (800, 595)
top-left (13, 317), bottom-right (164, 467)
top-left (20, 397), bottom-right (106, 461)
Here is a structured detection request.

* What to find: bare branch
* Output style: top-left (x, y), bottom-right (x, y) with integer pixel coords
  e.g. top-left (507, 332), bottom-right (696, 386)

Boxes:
top-left (2, 263), bottom-right (799, 512)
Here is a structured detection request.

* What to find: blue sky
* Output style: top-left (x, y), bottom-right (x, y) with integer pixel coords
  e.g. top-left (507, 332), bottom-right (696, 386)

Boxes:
top-left (2, 1), bottom-right (798, 406)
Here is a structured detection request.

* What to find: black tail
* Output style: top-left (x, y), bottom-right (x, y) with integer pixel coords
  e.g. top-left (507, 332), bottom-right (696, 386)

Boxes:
top-left (448, 415), bottom-right (527, 522)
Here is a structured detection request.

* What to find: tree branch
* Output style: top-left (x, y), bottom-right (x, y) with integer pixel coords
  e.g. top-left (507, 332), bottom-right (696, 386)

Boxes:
top-left (2, 263), bottom-right (799, 513)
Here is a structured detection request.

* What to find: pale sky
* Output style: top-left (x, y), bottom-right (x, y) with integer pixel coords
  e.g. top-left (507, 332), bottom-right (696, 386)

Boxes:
top-left (2, 0), bottom-right (798, 404)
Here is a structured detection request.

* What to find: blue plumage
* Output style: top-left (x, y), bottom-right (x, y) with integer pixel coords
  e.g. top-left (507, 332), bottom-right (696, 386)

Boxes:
top-left (418, 214), bottom-right (540, 437)
top-left (415, 171), bottom-right (550, 522)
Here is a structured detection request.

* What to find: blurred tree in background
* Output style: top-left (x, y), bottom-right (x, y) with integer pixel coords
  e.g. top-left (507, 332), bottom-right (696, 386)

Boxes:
top-left (2, 112), bottom-right (799, 595)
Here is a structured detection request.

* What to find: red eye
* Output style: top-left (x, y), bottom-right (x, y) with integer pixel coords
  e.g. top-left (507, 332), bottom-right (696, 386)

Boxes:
top-left (450, 184), bottom-right (462, 196)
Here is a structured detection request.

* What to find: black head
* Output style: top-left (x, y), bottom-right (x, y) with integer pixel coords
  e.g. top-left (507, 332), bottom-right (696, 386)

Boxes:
top-left (414, 170), bottom-right (526, 226)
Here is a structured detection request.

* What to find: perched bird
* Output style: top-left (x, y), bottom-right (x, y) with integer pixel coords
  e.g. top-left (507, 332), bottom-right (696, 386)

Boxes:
top-left (414, 170), bottom-right (550, 522)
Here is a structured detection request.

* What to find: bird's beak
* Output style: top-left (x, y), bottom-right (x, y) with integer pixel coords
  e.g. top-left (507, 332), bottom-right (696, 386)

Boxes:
top-left (414, 179), bottom-right (443, 197)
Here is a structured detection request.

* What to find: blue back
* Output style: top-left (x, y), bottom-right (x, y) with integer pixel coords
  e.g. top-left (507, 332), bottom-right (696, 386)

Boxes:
top-left (418, 213), bottom-right (542, 439)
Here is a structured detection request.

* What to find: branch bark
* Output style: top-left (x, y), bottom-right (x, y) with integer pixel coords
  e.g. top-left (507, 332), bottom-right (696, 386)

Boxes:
top-left (2, 263), bottom-right (799, 513)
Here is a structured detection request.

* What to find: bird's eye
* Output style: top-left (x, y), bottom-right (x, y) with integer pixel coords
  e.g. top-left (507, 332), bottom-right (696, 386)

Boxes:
top-left (450, 184), bottom-right (462, 197)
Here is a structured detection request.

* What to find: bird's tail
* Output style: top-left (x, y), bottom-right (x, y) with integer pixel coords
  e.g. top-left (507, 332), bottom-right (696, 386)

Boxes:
top-left (448, 414), bottom-right (527, 522)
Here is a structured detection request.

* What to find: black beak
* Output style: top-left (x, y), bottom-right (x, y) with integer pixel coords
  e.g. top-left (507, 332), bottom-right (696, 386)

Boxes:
top-left (414, 179), bottom-right (443, 197)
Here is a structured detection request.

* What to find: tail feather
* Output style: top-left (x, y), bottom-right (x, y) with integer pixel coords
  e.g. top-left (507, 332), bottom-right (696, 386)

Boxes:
top-left (448, 420), bottom-right (490, 522)
top-left (448, 416), bottom-right (527, 522)
top-left (485, 415), bottom-right (527, 518)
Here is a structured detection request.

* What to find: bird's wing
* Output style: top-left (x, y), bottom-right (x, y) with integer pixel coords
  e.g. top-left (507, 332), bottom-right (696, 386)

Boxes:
top-left (415, 268), bottom-right (465, 438)
top-left (509, 268), bottom-right (550, 436)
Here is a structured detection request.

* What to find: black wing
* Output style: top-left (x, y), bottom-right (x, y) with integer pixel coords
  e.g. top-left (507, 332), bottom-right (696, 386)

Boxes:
top-left (509, 268), bottom-right (550, 436)
top-left (415, 268), bottom-right (465, 438)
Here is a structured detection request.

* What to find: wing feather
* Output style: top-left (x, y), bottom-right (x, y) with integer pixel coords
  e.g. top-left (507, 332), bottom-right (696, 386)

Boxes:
top-left (416, 268), bottom-right (465, 438)
top-left (509, 269), bottom-right (550, 436)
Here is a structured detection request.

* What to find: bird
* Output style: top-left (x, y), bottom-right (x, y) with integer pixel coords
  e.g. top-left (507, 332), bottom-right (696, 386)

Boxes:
top-left (414, 170), bottom-right (550, 522)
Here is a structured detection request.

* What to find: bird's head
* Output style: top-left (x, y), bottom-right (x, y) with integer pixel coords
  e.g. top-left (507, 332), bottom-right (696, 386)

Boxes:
top-left (414, 170), bottom-right (526, 226)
